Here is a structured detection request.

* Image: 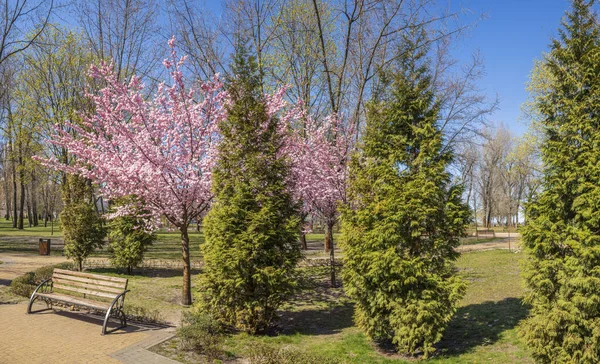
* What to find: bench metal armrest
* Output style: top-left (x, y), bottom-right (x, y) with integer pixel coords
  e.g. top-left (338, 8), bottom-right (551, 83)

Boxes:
top-left (30, 278), bottom-right (52, 299)
top-left (111, 290), bottom-right (130, 305)
top-left (27, 278), bottom-right (52, 314)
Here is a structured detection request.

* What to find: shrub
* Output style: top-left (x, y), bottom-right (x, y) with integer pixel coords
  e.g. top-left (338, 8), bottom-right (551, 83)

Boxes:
top-left (246, 343), bottom-right (340, 364)
top-left (10, 272), bottom-right (36, 297)
top-left (177, 311), bottom-right (224, 361)
top-left (10, 262), bottom-right (75, 297)
top-left (123, 304), bottom-right (165, 324)
top-left (108, 197), bottom-right (156, 275)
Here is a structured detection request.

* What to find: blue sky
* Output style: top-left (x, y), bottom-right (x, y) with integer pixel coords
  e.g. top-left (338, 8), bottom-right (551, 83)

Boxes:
top-left (453, 0), bottom-right (571, 135)
top-left (63, 0), bottom-right (572, 137)
top-left (185, 1), bottom-right (573, 137)
top-left (199, 0), bottom-right (571, 136)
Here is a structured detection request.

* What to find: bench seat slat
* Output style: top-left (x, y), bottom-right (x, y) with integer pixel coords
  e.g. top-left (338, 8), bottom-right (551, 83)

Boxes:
top-left (52, 277), bottom-right (125, 294)
top-left (53, 283), bottom-right (119, 299)
top-left (36, 292), bottom-right (110, 311)
top-left (52, 273), bottom-right (127, 289)
top-left (53, 269), bottom-right (128, 284)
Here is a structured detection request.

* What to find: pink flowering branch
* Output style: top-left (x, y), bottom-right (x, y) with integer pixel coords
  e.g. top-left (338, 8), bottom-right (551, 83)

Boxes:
top-left (39, 38), bottom-right (227, 227)
top-left (37, 38), bottom-right (228, 305)
top-left (288, 108), bottom-right (355, 228)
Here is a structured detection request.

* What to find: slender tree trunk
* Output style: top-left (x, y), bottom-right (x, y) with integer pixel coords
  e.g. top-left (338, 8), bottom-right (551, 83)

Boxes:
top-left (3, 146), bottom-right (10, 220)
top-left (18, 180), bottom-right (25, 230)
top-left (324, 222), bottom-right (332, 252)
top-left (26, 187), bottom-right (32, 228)
top-left (180, 224), bottom-right (192, 305)
top-left (300, 212), bottom-right (308, 250)
top-left (11, 147), bottom-right (17, 228)
top-left (326, 221), bottom-right (336, 287)
top-left (31, 173), bottom-right (38, 226)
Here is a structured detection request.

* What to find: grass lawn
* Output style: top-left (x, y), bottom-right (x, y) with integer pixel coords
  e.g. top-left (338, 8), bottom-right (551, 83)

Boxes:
top-left (0, 218), bottom-right (63, 237)
top-left (0, 219), bottom-right (205, 260)
top-left (459, 237), bottom-right (504, 245)
top-left (150, 249), bottom-right (531, 363)
top-left (82, 266), bottom-right (197, 324)
top-left (0, 222), bottom-right (532, 362)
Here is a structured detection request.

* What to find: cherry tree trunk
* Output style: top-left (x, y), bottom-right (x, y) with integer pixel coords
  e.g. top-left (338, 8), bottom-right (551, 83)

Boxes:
top-left (324, 223), bottom-right (332, 252)
top-left (326, 222), bottom-right (336, 287)
top-left (180, 225), bottom-right (193, 306)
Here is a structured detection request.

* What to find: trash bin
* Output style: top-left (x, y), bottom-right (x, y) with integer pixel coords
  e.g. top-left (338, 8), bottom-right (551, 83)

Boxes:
top-left (39, 238), bottom-right (51, 255)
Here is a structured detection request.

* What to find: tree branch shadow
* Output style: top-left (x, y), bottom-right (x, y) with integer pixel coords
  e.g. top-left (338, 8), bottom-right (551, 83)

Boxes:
top-left (436, 297), bottom-right (529, 356)
top-left (276, 302), bottom-right (355, 336)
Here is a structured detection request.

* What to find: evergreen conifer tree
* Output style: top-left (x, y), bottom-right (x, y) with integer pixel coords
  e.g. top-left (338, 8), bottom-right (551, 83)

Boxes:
top-left (199, 42), bottom-right (302, 334)
top-left (340, 33), bottom-right (469, 358)
top-left (60, 174), bottom-right (105, 271)
top-left (521, 1), bottom-right (600, 362)
top-left (108, 197), bottom-right (156, 275)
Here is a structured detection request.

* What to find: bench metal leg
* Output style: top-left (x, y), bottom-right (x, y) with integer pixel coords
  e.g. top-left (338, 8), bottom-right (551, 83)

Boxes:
top-left (102, 307), bottom-right (113, 335)
top-left (102, 291), bottom-right (128, 335)
top-left (27, 279), bottom-right (52, 314)
top-left (26, 295), bottom-right (38, 314)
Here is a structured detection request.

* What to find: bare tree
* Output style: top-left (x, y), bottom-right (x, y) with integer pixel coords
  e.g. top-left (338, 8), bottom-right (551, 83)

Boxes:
top-left (74, 0), bottom-right (162, 82)
top-left (0, 0), bottom-right (55, 68)
top-left (477, 125), bottom-right (511, 228)
top-left (167, 0), bottom-right (227, 80)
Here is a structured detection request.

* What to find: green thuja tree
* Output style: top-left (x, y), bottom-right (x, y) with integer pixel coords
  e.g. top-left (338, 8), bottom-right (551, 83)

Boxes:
top-left (340, 34), bottom-right (469, 358)
top-left (199, 42), bottom-right (302, 334)
top-left (108, 197), bottom-right (156, 275)
top-left (521, 1), bottom-right (600, 362)
top-left (60, 175), bottom-right (106, 271)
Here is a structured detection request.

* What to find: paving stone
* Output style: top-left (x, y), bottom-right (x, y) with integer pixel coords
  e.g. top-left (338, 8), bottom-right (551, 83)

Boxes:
top-left (0, 303), bottom-right (176, 364)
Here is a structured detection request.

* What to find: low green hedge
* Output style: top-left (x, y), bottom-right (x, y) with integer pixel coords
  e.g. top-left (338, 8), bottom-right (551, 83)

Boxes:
top-left (10, 262), bottom-right (74, 297)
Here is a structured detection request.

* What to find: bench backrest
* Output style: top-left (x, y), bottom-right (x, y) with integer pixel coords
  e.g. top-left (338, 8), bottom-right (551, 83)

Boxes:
top-left (52, 268), bottom-right (128, 300)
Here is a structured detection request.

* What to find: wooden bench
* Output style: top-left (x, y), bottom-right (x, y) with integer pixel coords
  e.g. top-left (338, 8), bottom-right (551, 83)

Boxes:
top-left (27, 268), bottom-right (129, 335)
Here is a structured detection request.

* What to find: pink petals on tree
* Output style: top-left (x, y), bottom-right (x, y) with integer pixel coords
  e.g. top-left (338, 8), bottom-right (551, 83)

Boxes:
top-left (289, 110), bottom-right (355, 228)
top-left (39, 38), bottom-right (228, 229)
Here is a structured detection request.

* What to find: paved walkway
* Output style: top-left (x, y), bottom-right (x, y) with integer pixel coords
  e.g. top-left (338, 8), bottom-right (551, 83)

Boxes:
top-left (0, 303), bottom-right (178, 363)
top-left (0, 253), bottom-right (178, 364)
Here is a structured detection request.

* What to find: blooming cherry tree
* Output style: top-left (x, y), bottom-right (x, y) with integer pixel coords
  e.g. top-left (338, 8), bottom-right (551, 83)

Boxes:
top-left (289, 110), bottom-right (355, 286)
top-left (40, 39), bottom-right (227, 305)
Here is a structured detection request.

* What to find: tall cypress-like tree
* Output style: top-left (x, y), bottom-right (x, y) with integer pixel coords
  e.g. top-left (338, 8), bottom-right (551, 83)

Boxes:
top-left (340, 34), bottom-right (469, 358)
top-left (60, 174), bottom-right (105, 272)
top-left (199, 42), bottom-right (302, 334)
top-left (521, 1), bottom-right (600, 362)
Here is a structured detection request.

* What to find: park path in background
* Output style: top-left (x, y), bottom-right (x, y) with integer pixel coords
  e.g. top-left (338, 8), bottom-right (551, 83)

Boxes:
top-left (0, 253), bottom-right (70, 283)
top-left (456, 233), bottom-right (522, 253)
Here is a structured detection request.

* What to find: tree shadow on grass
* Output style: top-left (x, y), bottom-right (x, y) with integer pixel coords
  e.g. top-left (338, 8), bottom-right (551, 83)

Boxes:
top-left (276, 301), bottom-right (355, 336)
top-left (436, 297), bottom-right (529, 356)
top-left (86, 267), bottom-right (201, 278)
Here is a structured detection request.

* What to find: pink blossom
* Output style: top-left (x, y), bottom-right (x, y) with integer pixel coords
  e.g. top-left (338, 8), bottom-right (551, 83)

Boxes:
top-left (37, 42), bottom-right (228, 230)
top-left (287, 106), bottom-right (355, 227)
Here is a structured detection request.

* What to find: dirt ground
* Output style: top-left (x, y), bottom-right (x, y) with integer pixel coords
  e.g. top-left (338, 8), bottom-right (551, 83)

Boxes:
top-left (456, 235), bottom-right (522, 253)
top-left (0, 253), bottom-right (70, 284)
